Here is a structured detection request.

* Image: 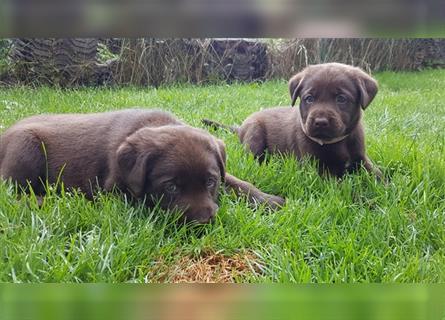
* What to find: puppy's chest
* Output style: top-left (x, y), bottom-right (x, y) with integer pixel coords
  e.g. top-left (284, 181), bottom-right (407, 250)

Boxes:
top-left (310, 143), bottom-right (351, 167)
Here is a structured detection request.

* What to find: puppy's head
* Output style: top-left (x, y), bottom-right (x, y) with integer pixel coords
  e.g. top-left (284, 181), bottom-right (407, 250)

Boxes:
top-left (288, 63), bottom-right (378, 140)
top-left (116, 125), bottom-right (226, 224)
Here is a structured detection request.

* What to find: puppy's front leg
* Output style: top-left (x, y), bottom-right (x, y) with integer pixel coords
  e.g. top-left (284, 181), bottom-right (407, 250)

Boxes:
top-left (349, 156), bottom-right (383, 181)
top-left (363, 156), bottom-right (384, 181)
top-left (224, 173), bottom-right (285, 209)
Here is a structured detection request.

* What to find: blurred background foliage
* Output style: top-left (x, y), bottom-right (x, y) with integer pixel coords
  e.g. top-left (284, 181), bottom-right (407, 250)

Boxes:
top-left (0, 38), bottom-right (444, 87)
top-left (1, 285), bottom-right (444, 320)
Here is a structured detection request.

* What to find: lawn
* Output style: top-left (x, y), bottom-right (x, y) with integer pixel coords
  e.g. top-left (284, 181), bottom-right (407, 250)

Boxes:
top-left (0, 69), bottom-right (444, 283)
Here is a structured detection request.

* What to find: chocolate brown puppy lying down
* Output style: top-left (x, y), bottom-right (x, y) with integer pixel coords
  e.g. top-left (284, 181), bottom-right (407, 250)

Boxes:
top-left (0, 109), bottom-right (284, 223)
top-left (203, 63), bottom-right (382, 178)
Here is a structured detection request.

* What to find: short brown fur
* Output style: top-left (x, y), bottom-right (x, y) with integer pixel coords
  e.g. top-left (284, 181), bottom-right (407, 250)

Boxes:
top-left (203, 63), bottom-right (382, 178)
top-left (0, 109), bottom-right (284, 223)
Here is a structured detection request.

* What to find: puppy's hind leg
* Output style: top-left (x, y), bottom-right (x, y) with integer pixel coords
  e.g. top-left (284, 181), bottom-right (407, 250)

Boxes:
top-left (238, 123), bottom-right (268, 162)
top-left (1, 131), bottom-right (47, 195)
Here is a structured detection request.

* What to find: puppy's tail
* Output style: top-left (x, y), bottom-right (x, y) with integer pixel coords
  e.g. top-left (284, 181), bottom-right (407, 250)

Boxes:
top-left (201, 119), bottom-right (239, 133)
top-left (202, 118), bottom-right (238, 133)
top-left (202, 118), bottom-right (239, 134)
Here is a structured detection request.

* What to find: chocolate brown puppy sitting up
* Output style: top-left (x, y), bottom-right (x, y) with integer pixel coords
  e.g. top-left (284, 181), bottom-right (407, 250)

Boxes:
top-left (203, 63), bottom-right (382, 178)
top-left (0, 109), bottom-right (284, 224)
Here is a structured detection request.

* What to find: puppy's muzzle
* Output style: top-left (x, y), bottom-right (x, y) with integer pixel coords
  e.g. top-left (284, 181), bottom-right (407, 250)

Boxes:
top-left (313, 117), bottom-right (329, 128)
top-left (307, 110), bottom-right (343, 138)
top-left (187, 203), bottom-right (218, 224)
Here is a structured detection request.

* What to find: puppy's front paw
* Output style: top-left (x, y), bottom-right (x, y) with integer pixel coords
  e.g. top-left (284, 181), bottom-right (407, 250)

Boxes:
top-left (371, 167), bottom-right (390, 186)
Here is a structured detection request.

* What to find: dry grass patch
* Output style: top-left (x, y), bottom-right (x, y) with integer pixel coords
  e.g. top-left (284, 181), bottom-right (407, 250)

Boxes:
top-left (148, 251), bottom-right (261, 283)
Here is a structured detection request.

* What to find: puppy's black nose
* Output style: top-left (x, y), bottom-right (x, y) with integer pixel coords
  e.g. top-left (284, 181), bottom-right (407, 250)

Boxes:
top-left (314, 118), bottom-right (329, 128)
top-left (190, 204), bottom-right (218, 224)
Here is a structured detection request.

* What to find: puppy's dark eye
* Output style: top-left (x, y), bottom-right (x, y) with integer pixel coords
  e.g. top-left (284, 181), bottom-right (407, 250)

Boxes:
top-left (165, 183), bottom-right (178, 194)
top-left (206, 177), bottom-right (217, 189)
top-left (336, 94), bottom-right (348, 104)
top-left (304, 95), bottom-right (315, 104)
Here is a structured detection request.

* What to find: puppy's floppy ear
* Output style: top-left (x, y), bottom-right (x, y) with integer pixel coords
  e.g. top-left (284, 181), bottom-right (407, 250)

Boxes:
top-left (116, 132), bottom-right (158, 198)
top-left (214, 138), bottom-right (226, 182)
top-left (354, 68), bottom-right (378, 109)
top-left (288, 70), bottom-right (306, 107)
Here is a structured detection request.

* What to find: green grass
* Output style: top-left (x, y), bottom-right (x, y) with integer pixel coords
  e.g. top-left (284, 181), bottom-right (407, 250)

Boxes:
top-left (0, 69), bottom-right (444, 283)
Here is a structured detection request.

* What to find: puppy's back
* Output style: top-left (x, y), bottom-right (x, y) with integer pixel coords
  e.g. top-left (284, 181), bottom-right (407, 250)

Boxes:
top-left (0, 109), bottom-right (182, 194)
top-left (12, 109), bottom-right (179, 136)
top-left (239, 106), bottom-right (299, 155)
